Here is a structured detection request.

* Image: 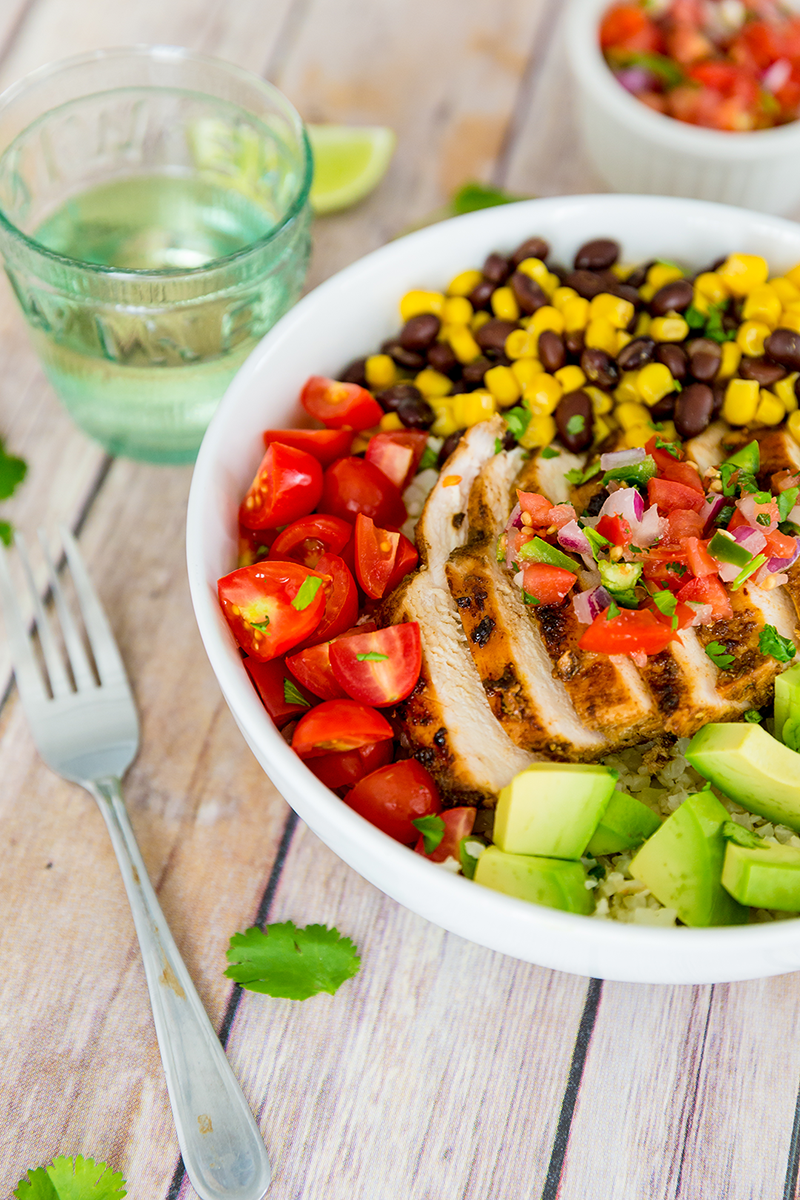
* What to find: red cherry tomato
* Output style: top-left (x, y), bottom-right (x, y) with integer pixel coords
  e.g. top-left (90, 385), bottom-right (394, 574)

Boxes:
top-left (385, 532), bottom-right (419, 593)
top-left (329, 623), bottom-right (422, 707)
top-left (647, 477), bottom-right (706, 515)
top-left (344, 759), bottom-right (441, 845)
top-left (306, 739), bottom-right (393, 791)
top-left (237, 524), bottom-right (277, 567)
top-left (286, 621), bottom-right (377, 701)
top-left (579, 607), bottom-right (678, 656)
top-left (414, 806), bottom-right (476, 863)
top-left (218, 561), bottom-right (328, 661)
top-left (365, 430), bottom-right (428, 491)
top-left (239, 442), bottom-right (323, 531)
top-left (292, 699), bottom-right (393, 758)
top-left (320, 457), bottom-right (407, 529)
top-left (269, 515), bottom-right (352, 567)
top-left (521, 563), bottom-right (577, 606)
top-left (354, 513), bottom-right (400, 599)
top-left (300, 376), bottom-right (384, 431)
top-left (262, 427), bottom-right (354, 466)
top-left (244, 656), bottom-right (317, 726)
top-left (293, 551), bottom-right (359, 648)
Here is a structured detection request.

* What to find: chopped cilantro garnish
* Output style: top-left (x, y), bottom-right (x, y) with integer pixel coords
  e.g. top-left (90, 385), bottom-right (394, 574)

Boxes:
top-left (655, 437), bottom-right (681, 457)
top-left (0, 520), bottom-right (11, 546)
top-left (418, 443), bottom-right (439, 472)
top-left (0, 437), bottom-right (27, 502)
top-left (715, 505), bottom-right (735, 527)
top-left (356, 651), bottom-right (389, 661)
top-left (283, 677), bottom-right (310, 707)
top-left (706, 640), bottom-right (735, 670)
top-left (584, 526), bottom-right (611, 559)
top-left (225, 921), bottom-right (360, 999)
top-left (756, 512), bottom-right (771, 527)
top-left (504, 406), bottom-right (531, 441)
top-left (778, 487), bottom-right (800, 523)
top-left (522, 588), bottom-right (540, 606)
top-left (606, 600), bottom-right (621, 620)
top-left (613, 50), bottom-right (686, 87)
top-left (292, 575), bottom-right (324, 611)
top-left (412, 814), bottom-right (446, 854)
top-left (759, 623), bottom-right (797, 663)
top-left (13, 1156), bottom-right (127, 1199)
top-left (719, 461), bottom-right (739, 496)
top-left (566, 413), bottom-right (586, 436)
top-left (540, 446), bottom-right (560, 459)
top-left (495, 437), bottom-right (503, 455)
top-left (743, 709), bottom-right (762, 723)
top-left (684, 304), bottom-right (707, 330)
top-left (565, 461), bottom-right (601, 486)
top-left (665, 561), bottom-right (687, 576)
top-left (651, 589), bottom-right (677, 617)
top-left (249, 618), bottom-right (270, 631)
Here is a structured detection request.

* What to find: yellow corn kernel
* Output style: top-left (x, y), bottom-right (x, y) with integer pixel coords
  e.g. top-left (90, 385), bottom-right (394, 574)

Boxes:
top-left (510, 357), bottom-right (541, 388)
top-left (452, 389), bottom-right (497, 427)
top-left (736, 319), bottom-right (771, 357)
top-left (415, 367), bottom-right (452, 397)
top-left (519, 414), bottom-right (557, 450)
top-left (593, 414), bottom-right (614, 444)
top-left (489, 286), bottom-right (519, 322)
top-left (784, 298), bottom-right (800, 313)
top-left (650, 315), bottom-right (690, 343)
top-left (400, 289), bottom-right (445, 321)
top-left (614, 371), bottom-right (641, 404)
top-left (789, 409), bottom-right (800, 445)
top-left (523, 372), bottom-right (563, 416)
top-left (544, 272), bottom-right (561, 297)
top-left (719, 253), bottom-right (769, 297)
top-left (692, 292), bottom-right (711, 317)
top-left (589, 292), bottom-right (635, 330)
top-left (484, 365), bottom-right (521, 408)
top-left (755, 389), bottom-right (785, 426)
top-left (552, 286), bottom-right (579, 312)
top-left (624, 422), bottom-right (655, 449)
top-left (447, 268), bottom-right (482, 297)
top-left (774, 372), bottom-right (799, 413)
top-left (694, 272), bottom-right (729, 305)
top-left (780, 310), bottom-right (800, 335)
top-left (716, 340), bottom-right (742, 380)
top-left (442, 295), bottom-right (473, 325)
top-left (586, 386), bottom-right (613, 415)
top-left (770, 277), bottom-right (800, 305)
top-left (634, 312), bottom-right (652, 338)
top-left (785, 262), bottom-right (800, 289)
top-left (616, 331), bottom-right (633, 353)
top-left (430, 398), bottom-right (457, 438)
top-left (554, 365), bottom-right (586, 392)
top-left (615, 401), bottom-right (651, 430)
top-left (471, 309), bottom-right (491, 333)
top-left (505, 328), bottom-right (538, 360)
top-left (722, 378), bottom-right (760, 425)
top-left (647, 262), bottom-right (684, 291)
top-left (584, 317), bottom-right (617, 355)
top-left (379, 411), bottom-right (404, 432)
top-left (365, 354), bottom-right (396, 389)
top-left (659, 420), bottom-right (678, 443)
top-left (529, 305), bottom-right (565, 336)
top-left (446, 324), bottom-right (482, 364)
top-left (742, 285), bottom-right (782, 329)
top-left (611, 263), bottom-right (634, 281)
top-left (637, 362), bottom-right (675, 406)
top-left (517, 257), bottom-right (550, 288)
top-left (562, 296), bottom-right (590, 332)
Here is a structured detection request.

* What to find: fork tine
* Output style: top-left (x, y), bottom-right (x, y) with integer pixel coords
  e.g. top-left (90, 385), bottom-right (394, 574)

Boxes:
top-left (14, 532), bottom-right (73, 698)
top-left (0, 539), bottom-right (48, 706)
top-left (38, 528), bottom-right (97, 692)
top-left (58, 526), bottom-right (129, 688)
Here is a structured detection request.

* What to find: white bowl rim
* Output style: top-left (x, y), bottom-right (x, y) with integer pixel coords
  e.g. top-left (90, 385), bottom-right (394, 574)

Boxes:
top-left (187, 192), bottom-right (800, 985)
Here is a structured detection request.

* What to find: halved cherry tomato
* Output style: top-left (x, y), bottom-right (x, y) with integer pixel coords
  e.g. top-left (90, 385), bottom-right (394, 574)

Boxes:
top-left (677, 574), bottom-right (733, 620)
top-left (262, 427), bottom-right (354, 466)
top-left (218, 561), bottom-right (328, 660)
top-left (646, 438), bottom-right (704, 493)
top-left (666, 508), bottom-right (704, 543)
top-left (293, 552), bottom-right (359, 648)
top-left (237, 524), bottom-right (277, 567)
top-left (239, 442), bottom-right (323, 531)
top-left (517, 491), bottom-right (552, 526)
top-left (286, 621), bottom-right (377, 701)
top-left (320, 457), bottom-right (407, 529)
top-left (292, 699), bottom-right (393, 758)
top-left (329, 623), bottom-right (422, 707)
top-left (355, 513), bottom-right (400, 598)
top-left (685, 536), bottom-right (718, 578)
top-left (269, 515), bottom-right (352, 567)
top-left (306, 739), bottom-right (393, 792)
top-left (579, 607), bottom-right (678, 656)
top-left (648, 477), bottom-right (706, 515)
top-left (244, 656), bottom-right (317, 726)
top-left (365, 430), bottom-right (428, 491)
top-left (300, 376), bottom-right (383, 431)
top-left (414, 806), bottom-right (476, 863)
top-left (386, 532), bottom-right (419, 594)
top-left (344, 759), bottom-right (441, 844)
top-left (596, 513), bottom-right (633, 547)
top-left (522, 563), bottom-right (577, 606)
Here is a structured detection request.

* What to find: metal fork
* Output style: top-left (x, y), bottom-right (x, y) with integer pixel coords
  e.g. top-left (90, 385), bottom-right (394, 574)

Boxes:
top-left (0, 527), bottom-right (271, 1200)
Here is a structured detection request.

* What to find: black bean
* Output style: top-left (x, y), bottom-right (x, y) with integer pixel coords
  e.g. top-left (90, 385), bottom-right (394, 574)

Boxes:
top-left (463, 357), bottom-right (492, 385)
top-left (650, 392), bottom-right (676, 420)
top-left (555, 390), bottom-right (594, 452)
top-left (564, 269), bottom-right (607, 300)
top-left (468, 279), bottom-right (496, 311)
top-left (625, 261), bottom-right (654, 289)
top-left (476, 318), bottom-right (518, 355)
top-left (501, 428), bottom-right (517, 451)
top-left (482, 252), bottom-right (511, 284)
top-left (565, 329), bottom-right (585, 356)
top-left (617, 336), bottom-right (655, 371)
top-left (765, 328), bottom-right (800, 370)
top-left (450, 380), bottom-right (469, 394)
top-left (585, 488), bottom-right (609, 517)
top-left (687, 337), bottom-right (722, 383)
top-left (549, 263), bottom-right (569, 284)
top-left (738, 356), bottom-right (787, 386)
top-left (382, 339), bottom-right (426, 371)
top-left (539, 330), bottom-right (566, 373)
top-left (574, 238), bottom-right (620, 271)
top-left (581, 347), bottom-right (619, 390)
top-left (510, 271), bottom-right (548, 315)
top-left (340, 357), bottom-right (368, 387)
top-left (399, 313), bottom-right (440, 352)
top-left (438, 428), bottom-right (468, 467)
top-left (615, 282), bottom-right (643, 309)
top-left (674, 382), bottom-right (714, 439)
top-left (511, 236), bottom-right (550, 267)
top-left (712, 380), bottom-right (727, 416)
top-left (375, 383), bottom-right (421, 409)
top-left (656, 343), bottom-right (688, 382)
top-left (396, 395), bottom-right (436, 430)
top-left (795, 375), bottom-right (800, 406)
top-left (427, 340), bottom-right (459, 376)
top-left (650, 279), bottom-right (694, 315)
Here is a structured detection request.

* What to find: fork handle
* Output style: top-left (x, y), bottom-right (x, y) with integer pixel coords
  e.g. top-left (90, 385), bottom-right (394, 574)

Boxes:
top-left (88, 776), bottom-right (272, 1200)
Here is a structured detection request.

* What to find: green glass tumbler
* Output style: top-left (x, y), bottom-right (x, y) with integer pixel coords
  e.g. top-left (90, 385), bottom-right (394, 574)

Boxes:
top-left (0, 46), bottom-right (312, 463)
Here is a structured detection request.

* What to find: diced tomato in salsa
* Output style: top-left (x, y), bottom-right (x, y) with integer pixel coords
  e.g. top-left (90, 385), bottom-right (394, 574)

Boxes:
top-left (522, 563), bottom-right (577, 606)
top-left (579, 607), bottom-right (678, 656)
top-left (676, 574), bottom-right (733, 620)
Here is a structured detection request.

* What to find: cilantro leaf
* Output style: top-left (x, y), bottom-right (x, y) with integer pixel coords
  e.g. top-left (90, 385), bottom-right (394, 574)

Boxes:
top-left (684, 304), bottom-right (707, 330)
top-left (0, 438), bottom-right (26, 502)
top-left (743, 709), bottom-right (762, 723)
top-left (452, 181), bottom-right (524, 214)
top-left (758, 623), bottom-right (797, 663)
top-left (522, 588), bottom-right (540, 606)
top-left (566, 414), bottom-right (586, 436)
top-left (564, 468), bottom-right (583, 486)
top-left (0, 520), bottom-right (12, 546)
top-left (756, 512), bottom-right (771, 527)
top-left (292, 575), bottom-right (323, 611)
top-left (14, 1155), bottom-right (126, 1199)
top-left (412, 814), bottom-right (446, 853)
top-left (504, 406), bottom-right (531, 441)
top-left (606, 600), bottom-right (621, 620)
top-left (706, 640), bottom-right (735, 670)
top-left (249, 618), bottom-right (270, 631)
top-left (494, 437), bottom-right (503, 455)
top-left (651, 589), bottom-right (677, 618)
top-left (778, 487), bottom-right (800, 523)
top-left (225, 922), bottom-right (360, 1000)
top-left (540, 446), bottom-right (559, 459)
top-left (356, 651), bottom-right (388, 661)
top-left (584, 526), bottom-right (611, 559)
top-left (283, 677), bottom-right (310, 708)
top-left (418, 443), bottom-right (439, 472)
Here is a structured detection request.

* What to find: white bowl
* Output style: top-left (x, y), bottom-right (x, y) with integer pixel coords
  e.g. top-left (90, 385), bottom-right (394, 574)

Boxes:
top-left (566, 0), bottom-right (800, 214)
top-left (188, 193), bottom-right (800, 985)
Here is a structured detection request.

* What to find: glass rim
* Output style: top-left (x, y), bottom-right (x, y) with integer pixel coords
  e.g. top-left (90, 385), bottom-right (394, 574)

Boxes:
top-left (0, 44), bottom-right (314, 279)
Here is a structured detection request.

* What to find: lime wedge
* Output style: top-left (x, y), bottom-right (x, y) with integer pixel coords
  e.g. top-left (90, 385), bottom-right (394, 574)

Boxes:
top-left (308, 124), bottom-right (396, 214)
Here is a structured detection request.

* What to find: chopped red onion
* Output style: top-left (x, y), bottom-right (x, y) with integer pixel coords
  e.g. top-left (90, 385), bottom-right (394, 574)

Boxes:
top-left (685, 601), bottom-right (714, 627)
top-left (558, 519), bottom-right (592, 557)
top-left (572, 585), bottom-right (611, 626)
top-left (732, 526), bottom-right (766, 556)
top-left (600, 447), bottom-right (645, 471)
top-left (718, 560), bottom-right (741, 583)
top-left (636, 503), bottom-right (667, 548)
top-left (765, 536), bottom-right (800, 574)
top-left (700, 492), bottom-right (726, 535)
top-left (763, 58), bottom-right (792, 94)
top-left (615, 66), bottom-right (656, 93)
top-left (737, 493), bottom-right (777, 533)
top-left (789, 505), bottom-right (800, 526)
top-left (601, 486), bottom-right (644, 526)
top-left (503, 503), bottom-right (523, 569)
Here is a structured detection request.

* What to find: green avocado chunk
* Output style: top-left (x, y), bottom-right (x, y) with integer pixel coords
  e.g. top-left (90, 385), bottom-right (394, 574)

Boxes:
top-left (629, 791), bottom-right (747, 926)
top-left (774, 661), bottom-right (800, 751)
top-left (474, 846), bottom-right (594, 914)
top-left (686, 722), bottom-right (800, 832)
top-left (586, 791), bottom-right (662, 857)
top-left (494, 763), bottom-right (617, 859)
top-left (722, 838), bottom-right (800, 911)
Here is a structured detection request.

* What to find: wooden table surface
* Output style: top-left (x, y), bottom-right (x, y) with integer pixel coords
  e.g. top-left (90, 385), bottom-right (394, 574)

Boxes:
top-left (3, 1), bottom-right (800, 1197)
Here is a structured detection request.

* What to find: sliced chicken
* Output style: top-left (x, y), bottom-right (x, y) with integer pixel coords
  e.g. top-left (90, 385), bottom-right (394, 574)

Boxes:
top-left (685, 421), bottom-right (728, 475)
top-left (637, 627), bottom-right (749, 737)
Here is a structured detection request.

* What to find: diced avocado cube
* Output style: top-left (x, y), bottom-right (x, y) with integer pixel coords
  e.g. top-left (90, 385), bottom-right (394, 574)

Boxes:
top-left (722, 838), bottom-right (800, 911)
top-left (774, 662), bottom-right (800, 751)
top-left (586, 791), bottom-right (662, 857)
top-left (494, 763), bottom-right (617, 859)
top-left (474, 846), bottom-right (593, 915)
top-left (629, 791), bottom-right (747, 926)
top-left (686, 723), bottom-right (800, 832)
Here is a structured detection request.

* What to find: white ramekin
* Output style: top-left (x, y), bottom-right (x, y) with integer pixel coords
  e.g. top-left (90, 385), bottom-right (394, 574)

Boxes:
top-left (566, 0), bottom-right (800, 214)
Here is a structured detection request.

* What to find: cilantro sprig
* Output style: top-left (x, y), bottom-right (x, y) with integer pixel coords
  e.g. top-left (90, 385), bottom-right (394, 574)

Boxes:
top-left (706, 640), bottom-right (735, 670)
top-left (759, 624), bottom-right (797, 663)
top-left (226, 921), bottom-right (360, 1000)
top-left (14, 1155), bottom-right (126, 1199)
top-left (0, 436), bottom-right (27, 545)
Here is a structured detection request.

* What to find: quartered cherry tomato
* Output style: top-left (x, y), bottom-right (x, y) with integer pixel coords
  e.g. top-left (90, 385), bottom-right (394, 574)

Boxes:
top-left (521, 563), bottom-right (577, 606)
top-left (262, 427), bottom-right (354, 466)
top-left (579, 607), bottom-right (678, 656)
top-left (344, 759), bottom-right (441, 844)
top-left (269, 514), bottom-right (352, 567)
top-left (365, 430), bottom-right (428, 491)
top-left (355, 513), bottom-right (397, 598)
top-left (244, 656), bottom-right (317, 726)
top-left (386, 532), bottom-right (419, 594)
top-left (329, 623), bottom-right (422, 707)
top-left (239, 442), bottom-right (323, 531)
top-left (306, 739), bottom-right (394, 791)
top-left (291, 699), bottom-right (393, 758)
top-left (237, 524), bottom-right (277, 568)
top-left (218, 561), bottom-right (328, 661)
top-left (286, 622), bottom-right (377, 701)
top-left (320, 457), bottom-right (407, 529)
top-left (414, 806), bottom-right (476, 863)
top-left (293, 552), bottom-right (359, 648)
top-left (300, 376), bottom-right (384, 431)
